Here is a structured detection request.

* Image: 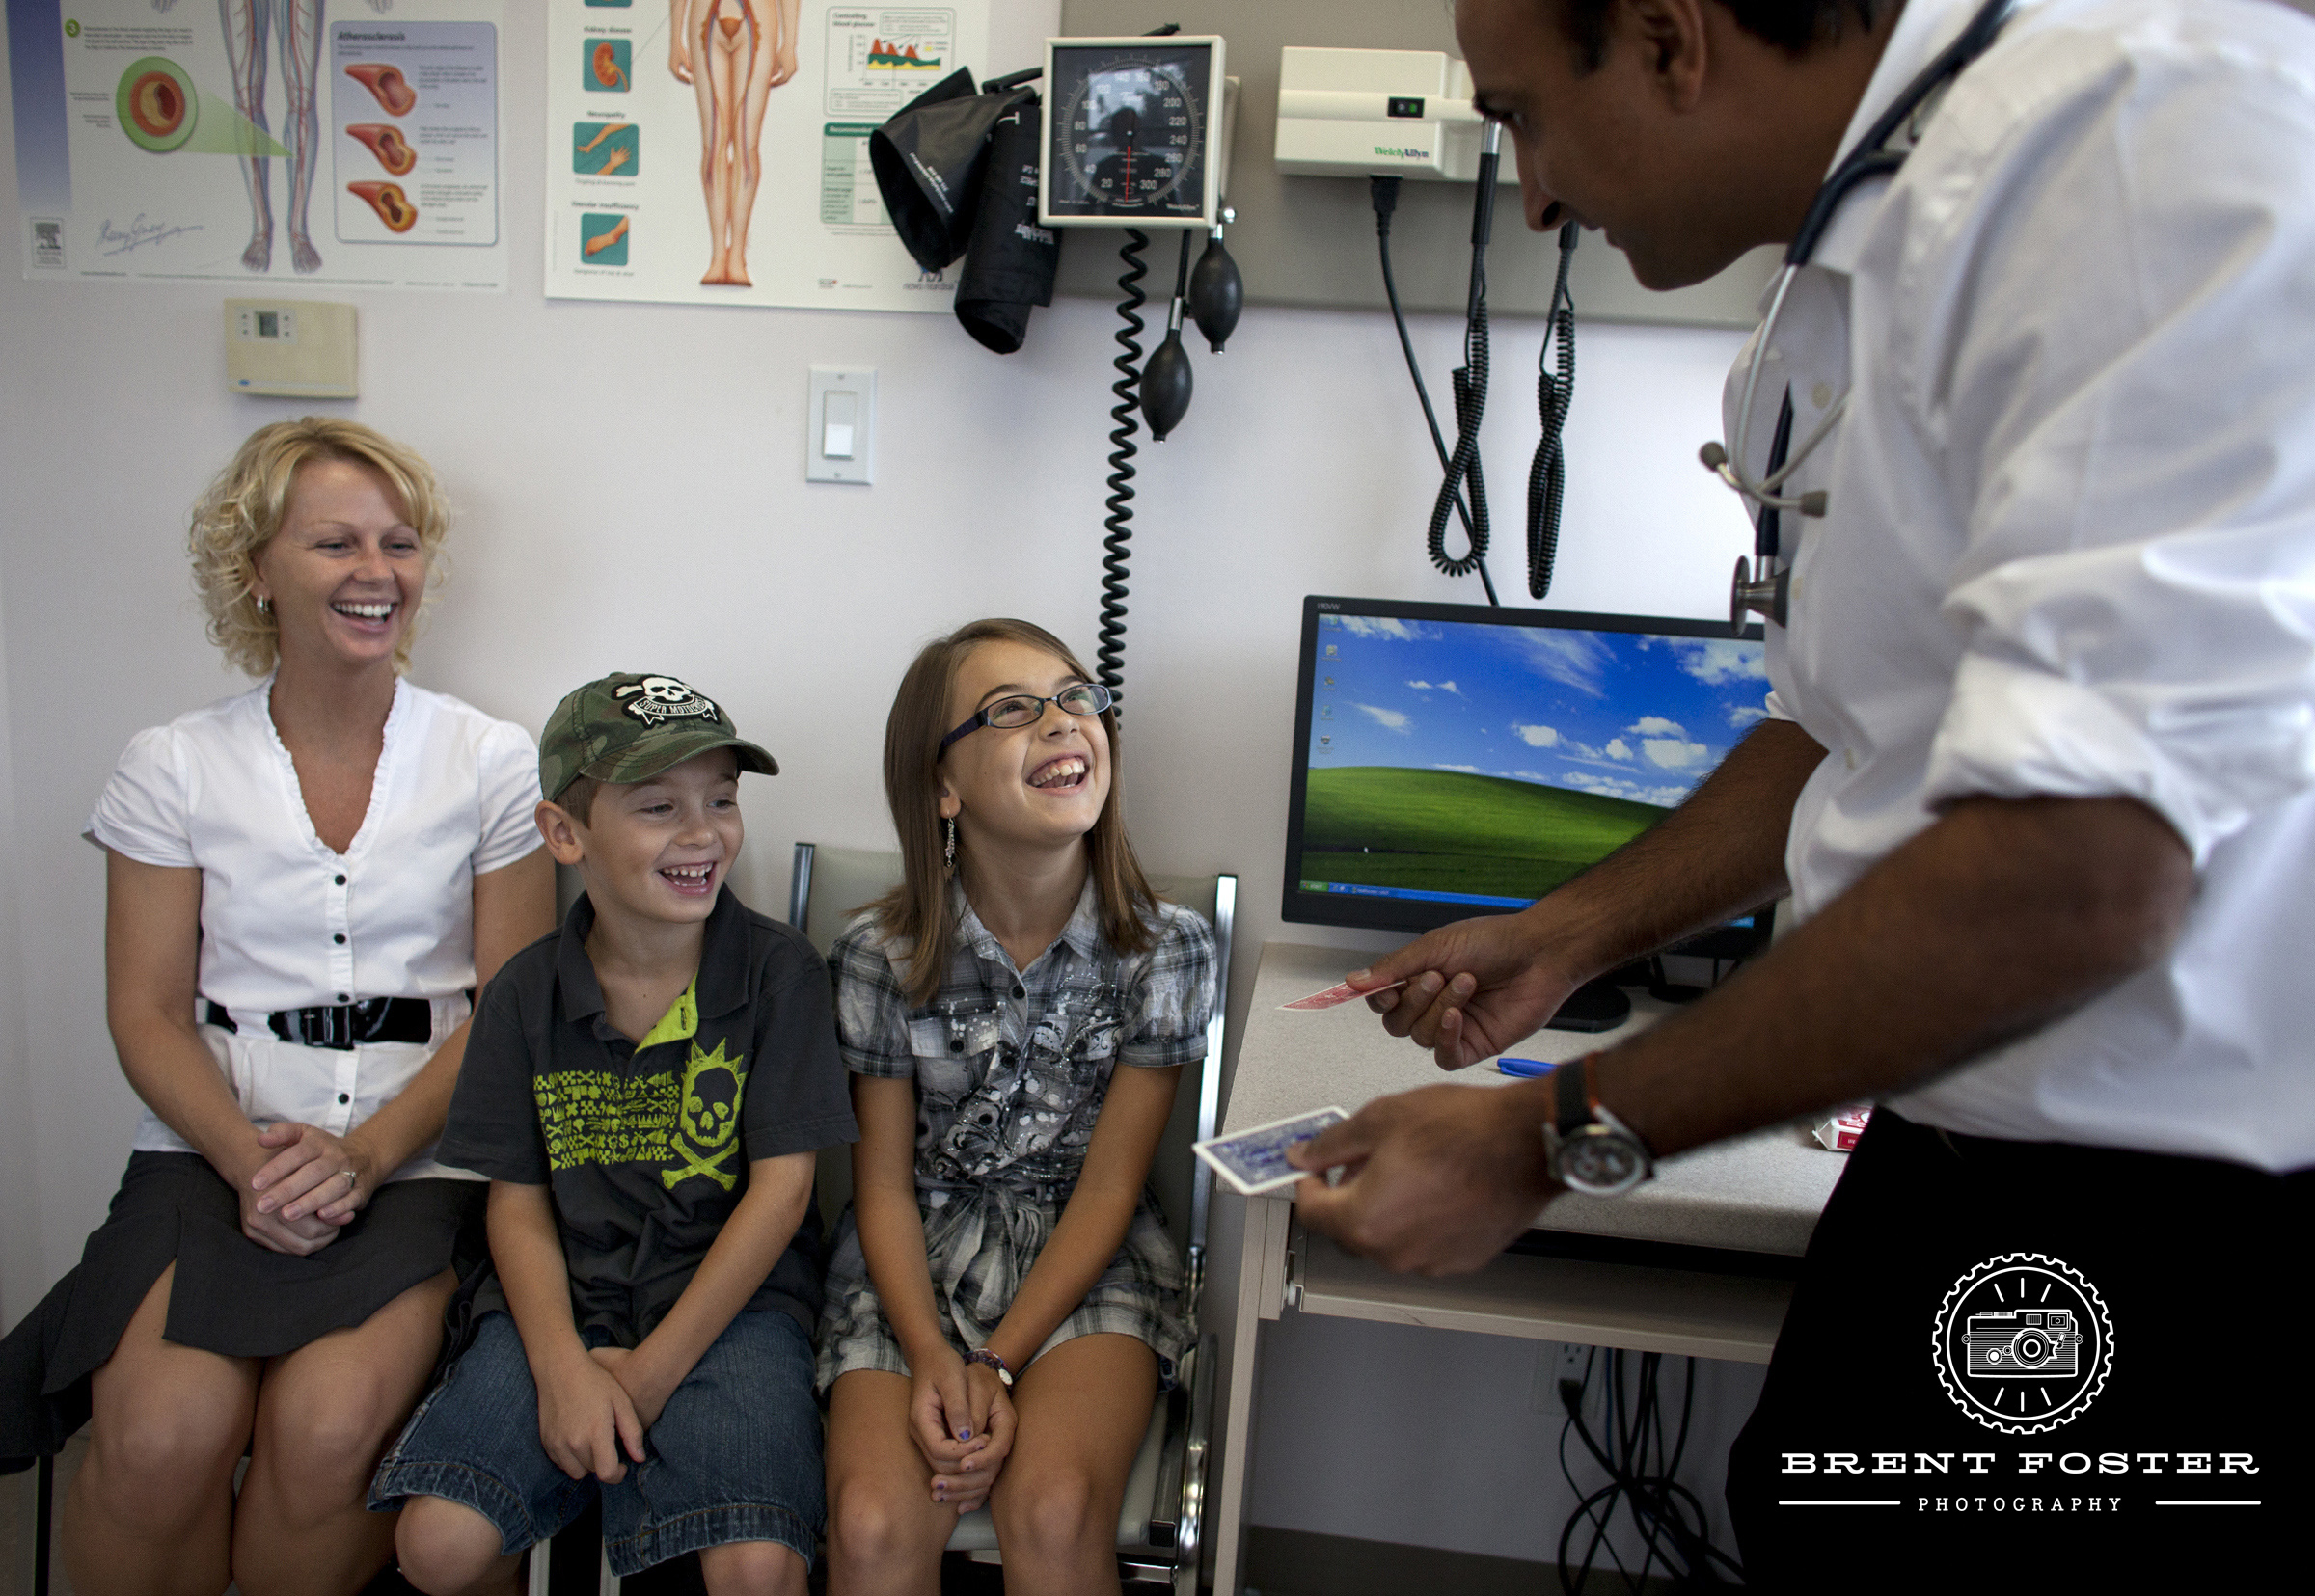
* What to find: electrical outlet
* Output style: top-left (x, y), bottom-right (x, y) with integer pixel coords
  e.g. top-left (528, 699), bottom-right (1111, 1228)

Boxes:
top-left (1532, 1340), bottom-right (1588, 1415)
top-left (1533, 1340), bottom-right (1599, 1420)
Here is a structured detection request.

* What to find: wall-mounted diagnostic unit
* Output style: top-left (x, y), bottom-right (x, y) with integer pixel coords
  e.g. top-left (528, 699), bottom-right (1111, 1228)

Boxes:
top-left (1040, 35), bottom-right (1228, 228)
top-left (1275, 47), bottom-right (1506, 183)
top-left (224, 300), bottom-right (359, 398)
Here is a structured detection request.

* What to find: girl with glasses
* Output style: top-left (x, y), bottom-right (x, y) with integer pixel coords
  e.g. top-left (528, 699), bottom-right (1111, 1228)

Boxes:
top-left (819, 618), bottom-right (1214, 1595)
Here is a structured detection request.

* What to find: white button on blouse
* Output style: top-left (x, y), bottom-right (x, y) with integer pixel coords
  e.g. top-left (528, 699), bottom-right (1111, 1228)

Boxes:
top-left (86, 678), bottom-right (543, 1180)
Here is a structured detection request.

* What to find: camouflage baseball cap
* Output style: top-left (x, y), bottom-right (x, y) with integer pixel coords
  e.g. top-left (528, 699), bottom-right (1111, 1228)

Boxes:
top-left (539, 672), bottom-right (778, 802)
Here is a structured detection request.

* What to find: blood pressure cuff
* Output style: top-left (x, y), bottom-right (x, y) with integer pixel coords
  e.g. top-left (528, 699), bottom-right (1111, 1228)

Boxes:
top-left (871, 68), bottom-right (1017, 271)
top-left (955, 94), bottom-right (1060, 354)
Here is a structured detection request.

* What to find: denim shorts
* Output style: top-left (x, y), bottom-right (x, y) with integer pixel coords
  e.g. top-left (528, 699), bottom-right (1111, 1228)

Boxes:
top-left (369, 1309), bottom-right (824, 1576)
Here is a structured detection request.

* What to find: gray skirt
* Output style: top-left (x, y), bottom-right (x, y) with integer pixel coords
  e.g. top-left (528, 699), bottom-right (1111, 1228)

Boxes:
top-left (1, 1150), bottom-right (479, 1471)
top-left (815, 1178), bottom-right (1188, 1393)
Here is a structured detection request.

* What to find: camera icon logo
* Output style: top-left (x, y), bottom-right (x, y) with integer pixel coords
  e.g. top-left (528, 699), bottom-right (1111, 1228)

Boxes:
top-left (1962, 1308), bottom-right (2080, 1378)
top-left (1932, 1254), bottom-right (2112, 1435)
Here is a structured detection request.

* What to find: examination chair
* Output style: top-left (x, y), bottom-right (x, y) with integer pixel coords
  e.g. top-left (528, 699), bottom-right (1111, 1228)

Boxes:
top-left (525, 843), bottom-right (1235, 1594)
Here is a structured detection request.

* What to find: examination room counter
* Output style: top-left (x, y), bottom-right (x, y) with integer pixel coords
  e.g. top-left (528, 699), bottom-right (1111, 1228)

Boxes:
top-left (1203, 940), bottom-right (1846, 1591)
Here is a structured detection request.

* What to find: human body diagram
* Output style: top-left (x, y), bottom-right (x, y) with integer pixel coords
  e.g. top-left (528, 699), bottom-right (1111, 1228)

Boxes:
top-left (668, 0), bottom-right (800, 286)
top-left (154, 0), bottom-right (326, 272)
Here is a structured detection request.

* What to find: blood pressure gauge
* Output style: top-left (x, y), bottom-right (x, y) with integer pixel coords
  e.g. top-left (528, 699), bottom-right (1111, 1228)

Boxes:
top-left (1040, 35), bottom-right (1225, 229)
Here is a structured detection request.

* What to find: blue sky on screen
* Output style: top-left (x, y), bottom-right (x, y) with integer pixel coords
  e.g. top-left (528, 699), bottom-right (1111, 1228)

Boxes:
top-left (1309, 614), bottom-right (1771, 809)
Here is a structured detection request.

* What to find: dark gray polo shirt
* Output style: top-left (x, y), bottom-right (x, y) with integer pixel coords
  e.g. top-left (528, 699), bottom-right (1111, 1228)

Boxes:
top-left (442, 887), bottom-right (856, 1346)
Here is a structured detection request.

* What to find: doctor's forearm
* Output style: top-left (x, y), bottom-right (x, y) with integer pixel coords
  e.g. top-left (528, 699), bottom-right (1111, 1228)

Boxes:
top-left (1540, 717), bottom-right (1824, 980)
top-left (1596, 793), bottom-right (2193, 1160)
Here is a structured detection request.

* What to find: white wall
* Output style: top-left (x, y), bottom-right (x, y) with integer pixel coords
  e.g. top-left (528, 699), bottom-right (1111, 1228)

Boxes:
top-left (0, 0), bottom-right (1757, 1562)
top-left (0, 551), bottom-right (32, 1332)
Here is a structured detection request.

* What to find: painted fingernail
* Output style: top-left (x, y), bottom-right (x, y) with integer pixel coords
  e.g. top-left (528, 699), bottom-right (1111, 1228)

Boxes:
top-left (958, 1428), bottom-right (971, 1441)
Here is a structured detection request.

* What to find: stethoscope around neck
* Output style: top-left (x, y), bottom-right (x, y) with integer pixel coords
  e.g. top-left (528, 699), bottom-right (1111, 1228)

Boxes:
top-left (1714, 0), bottom-right (2016, 633)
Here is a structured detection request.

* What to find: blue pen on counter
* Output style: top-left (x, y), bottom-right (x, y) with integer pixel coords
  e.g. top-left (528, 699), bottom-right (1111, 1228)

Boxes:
top-left (1495, 1056), bottom-right (1553, 1078)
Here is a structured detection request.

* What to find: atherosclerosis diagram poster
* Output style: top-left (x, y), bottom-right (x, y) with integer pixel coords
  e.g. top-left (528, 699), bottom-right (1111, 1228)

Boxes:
top-left (10, 0), bottom-right (507, 289)
top-left (543, 0), bottom-right (988, 311)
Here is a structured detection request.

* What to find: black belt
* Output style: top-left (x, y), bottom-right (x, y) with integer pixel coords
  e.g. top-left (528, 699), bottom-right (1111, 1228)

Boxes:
top-left (204, 996), bottom-right (432, 1050)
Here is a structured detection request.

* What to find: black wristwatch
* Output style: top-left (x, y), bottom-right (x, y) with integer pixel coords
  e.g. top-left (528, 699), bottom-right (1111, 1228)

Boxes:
top-left (1541, 1054), bottom-right (1654, 1197)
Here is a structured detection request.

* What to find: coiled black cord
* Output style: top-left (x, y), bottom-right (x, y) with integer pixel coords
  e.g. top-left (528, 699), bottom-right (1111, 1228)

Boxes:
top-left (1426, 167), bottom-right (1500, 586)
top-left (1098, 229), bottom-right (1150, 705)
top-left (1526, 221), bottom-right (1579, 600)
top-left (1372, 176), bottom-right (1496, 605)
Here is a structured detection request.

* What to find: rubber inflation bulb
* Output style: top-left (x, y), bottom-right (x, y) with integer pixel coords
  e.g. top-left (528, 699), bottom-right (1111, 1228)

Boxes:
top-left (1188, 236), bottom-right (1242, 352)
top-left (1141, 328), bottom-right (1194, 441)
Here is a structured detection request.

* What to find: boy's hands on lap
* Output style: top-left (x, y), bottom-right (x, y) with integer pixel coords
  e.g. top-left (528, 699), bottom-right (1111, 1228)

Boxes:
top-left (588, 1343), bottom-right (675, 1432)
top-left (537, 1343), bottom-right (647, 1483)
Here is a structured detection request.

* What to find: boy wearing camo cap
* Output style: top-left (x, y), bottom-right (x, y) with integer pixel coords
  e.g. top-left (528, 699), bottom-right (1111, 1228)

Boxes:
top-left (372, 673), bottom-right (856, 1595)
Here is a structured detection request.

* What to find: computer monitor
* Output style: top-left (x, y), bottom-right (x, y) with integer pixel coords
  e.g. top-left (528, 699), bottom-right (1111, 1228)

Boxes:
top-left (1283, 594), bottom-right (1774, 968)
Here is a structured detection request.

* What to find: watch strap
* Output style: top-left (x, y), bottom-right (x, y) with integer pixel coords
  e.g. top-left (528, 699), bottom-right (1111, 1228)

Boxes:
top-left (1554, 1051), bottom-right (1592, 1136)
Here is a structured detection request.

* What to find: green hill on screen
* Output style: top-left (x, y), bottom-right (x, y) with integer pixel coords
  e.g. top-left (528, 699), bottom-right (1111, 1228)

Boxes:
top-left (1300, 766), bottom-right (1667, 900)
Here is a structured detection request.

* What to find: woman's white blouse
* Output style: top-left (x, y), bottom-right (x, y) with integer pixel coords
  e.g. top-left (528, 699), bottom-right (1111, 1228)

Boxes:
top-left (85, 678), bottom-right (542, 1179)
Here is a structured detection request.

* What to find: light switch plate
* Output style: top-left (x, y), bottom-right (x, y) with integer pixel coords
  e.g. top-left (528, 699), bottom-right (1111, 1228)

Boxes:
top-left (806, 366), bottom-right (875, 484)
top-left (225, 299), bottom-right (358, 397)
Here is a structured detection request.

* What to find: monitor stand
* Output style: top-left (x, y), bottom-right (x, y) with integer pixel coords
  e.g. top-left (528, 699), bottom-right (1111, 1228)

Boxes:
top-left (1544, 977), bottom-right (1631, 1034)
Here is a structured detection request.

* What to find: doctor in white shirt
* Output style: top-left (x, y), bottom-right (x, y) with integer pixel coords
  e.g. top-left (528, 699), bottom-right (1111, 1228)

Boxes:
top-left (1290, 0), bottom-right (2315, 1583)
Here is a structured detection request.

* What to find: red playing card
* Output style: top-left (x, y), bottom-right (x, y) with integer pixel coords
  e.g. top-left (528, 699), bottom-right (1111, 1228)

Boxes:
top-left (1280, 978), bottom-right (1406, 1012)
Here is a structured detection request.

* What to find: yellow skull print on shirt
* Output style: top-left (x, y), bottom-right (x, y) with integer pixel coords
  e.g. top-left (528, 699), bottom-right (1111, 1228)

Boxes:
top-left (531, 977), bottom-right (748, 1190)
top-left (666, 1037), bottom-right (746, 1191)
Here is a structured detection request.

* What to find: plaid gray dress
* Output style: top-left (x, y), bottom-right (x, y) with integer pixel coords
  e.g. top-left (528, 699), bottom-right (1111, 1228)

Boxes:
top-left (816, 879), bottom-right (1213, 1392)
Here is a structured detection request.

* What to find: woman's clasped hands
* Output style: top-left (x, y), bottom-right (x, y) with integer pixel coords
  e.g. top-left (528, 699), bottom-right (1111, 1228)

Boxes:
top-left (235, 1119), bottom-right (376, 1255)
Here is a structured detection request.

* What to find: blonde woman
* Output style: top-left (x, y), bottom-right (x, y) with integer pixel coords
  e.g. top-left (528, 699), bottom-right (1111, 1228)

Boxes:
top-left (0, 419), bottom-right (556, 1595)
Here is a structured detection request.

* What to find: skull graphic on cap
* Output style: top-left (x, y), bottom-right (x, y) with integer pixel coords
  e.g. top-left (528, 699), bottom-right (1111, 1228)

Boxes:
top-left (614, 676), bottom-right (721, 726)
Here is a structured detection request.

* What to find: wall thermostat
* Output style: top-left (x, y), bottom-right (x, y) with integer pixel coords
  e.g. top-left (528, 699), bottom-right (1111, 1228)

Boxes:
top-left (1040, 35), bottom-right (1226, 229)
top-left (224, 299), bottom-right (358, 397)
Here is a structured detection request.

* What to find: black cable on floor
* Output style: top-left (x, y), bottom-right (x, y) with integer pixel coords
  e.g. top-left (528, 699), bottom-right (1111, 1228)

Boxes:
top-left (1556, 1347), bottom-right (1746, 1590)
top-left (1098, 229), bottom-right (1150, 705)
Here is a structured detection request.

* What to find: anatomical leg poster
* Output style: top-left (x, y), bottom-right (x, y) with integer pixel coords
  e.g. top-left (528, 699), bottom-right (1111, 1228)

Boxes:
top-left (9, 0), bottom-right (506, 290)
top-left (543, 0), bottom-right (987, 311)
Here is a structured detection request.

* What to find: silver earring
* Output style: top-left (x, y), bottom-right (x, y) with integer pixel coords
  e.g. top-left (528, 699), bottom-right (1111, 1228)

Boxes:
top-left (256, 595), bottom-right (271, 615)
top-left (943, 816), bottom-right (957, 872)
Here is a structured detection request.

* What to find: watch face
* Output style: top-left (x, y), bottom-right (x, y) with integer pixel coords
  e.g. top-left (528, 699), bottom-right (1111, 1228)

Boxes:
top-left (1562, 1131), bottom-right (1645, 1195)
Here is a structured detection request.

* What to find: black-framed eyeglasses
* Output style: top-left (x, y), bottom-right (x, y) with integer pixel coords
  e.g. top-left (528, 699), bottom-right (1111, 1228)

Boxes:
top-left (939, 682), bottom-right (1113, 755)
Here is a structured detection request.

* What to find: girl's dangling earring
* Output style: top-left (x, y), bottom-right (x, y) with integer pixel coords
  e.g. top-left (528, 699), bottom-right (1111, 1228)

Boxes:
top-left (256, 595), bottom-right (271, 615)
top-left (943, 815), bottom-right (958, 872)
